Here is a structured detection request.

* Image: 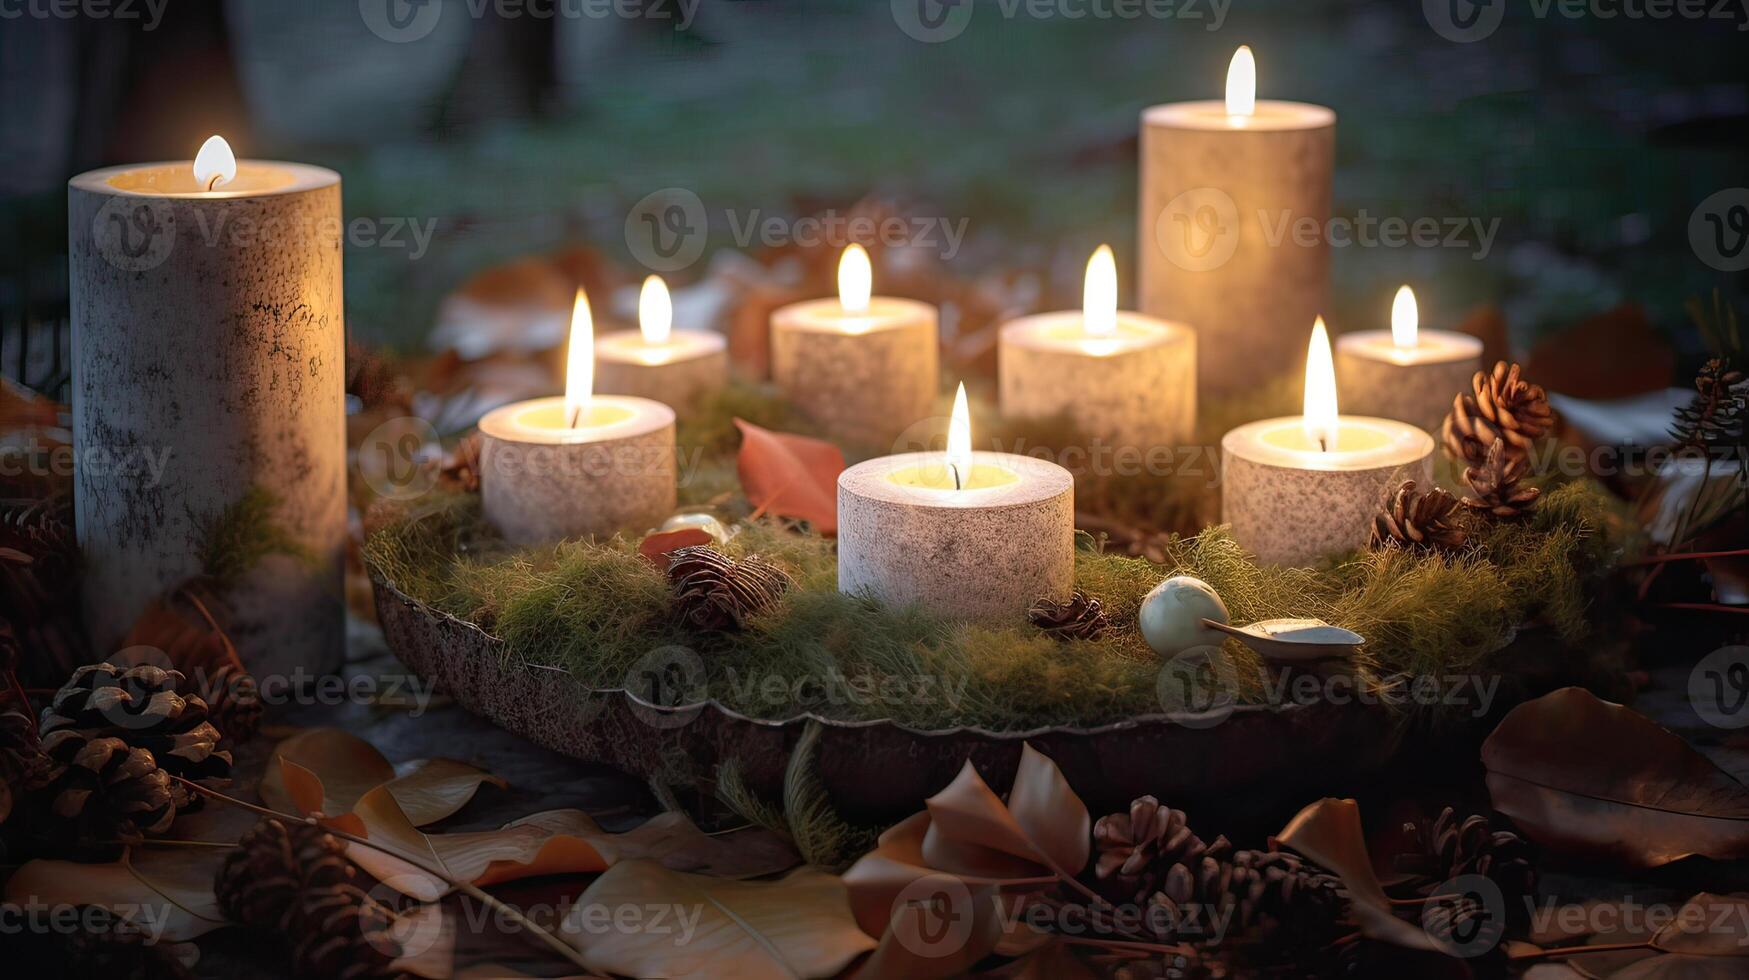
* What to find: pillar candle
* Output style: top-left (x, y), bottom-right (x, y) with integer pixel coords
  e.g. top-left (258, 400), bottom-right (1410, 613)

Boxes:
top-left (69, 136), bottom-right (345, 677)
top-left (594, 275), bottom-right (728, 416)
top-left (1140, 47), bottom-right (1336, 397)
top-left (771, 244), bottom-right (939, 448)
top-left (1334, 286), bottom-right (1483, 432)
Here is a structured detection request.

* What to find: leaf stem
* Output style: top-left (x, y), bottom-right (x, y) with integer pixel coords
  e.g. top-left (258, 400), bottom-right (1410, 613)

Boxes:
top-left (1508, 940), bottom-right (1653, 962)
top-left (171, 776), bottom-right (593, 972)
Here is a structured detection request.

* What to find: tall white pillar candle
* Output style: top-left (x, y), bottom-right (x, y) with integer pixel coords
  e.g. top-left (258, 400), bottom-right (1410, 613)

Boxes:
top-left (1140, 47), bottom-right (1336, 397)
top-left (69, 138), bottom-right (345, 677)
top-left (770, 245), bottom-right (939, 448)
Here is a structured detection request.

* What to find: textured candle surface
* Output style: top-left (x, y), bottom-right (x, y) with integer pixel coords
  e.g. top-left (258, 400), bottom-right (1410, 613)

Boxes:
top-left (1139, 100), bottom-right (1335, 397)
top-left (770, 297), bottom-right (939, 449)
top-left (70, 161), bottom-right (345, 677)
top-left (1000, 311), bottom-right (1197, 453)
top-left (594, 329), bottom-right (728, 415)
top-left (1335, 330), bottom-right (1483, 432)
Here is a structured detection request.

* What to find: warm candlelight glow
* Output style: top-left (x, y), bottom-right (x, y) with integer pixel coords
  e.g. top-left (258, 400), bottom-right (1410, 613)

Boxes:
top-left (1225, 46), bottom-right (1256, 118)
top-left (639, 275), bottom-right (672, 346)
top-left (838, 244), bottom-right (872, 315)
top-left (1391, 285), bottom-right (1419, 349)
top-left (193, 135), bottom-right (236, 191)
top-left (564, 289), bottom-right (594, 427)
top-left (1083, 244), bottom-right (1118, 338)
top-left (1303, 317), bottom-right (1339, 452)
top-left (947, 382), bottom-right (972, 490)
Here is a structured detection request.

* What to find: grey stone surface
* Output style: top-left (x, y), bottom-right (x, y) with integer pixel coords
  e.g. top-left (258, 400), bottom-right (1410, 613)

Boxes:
top-left (770, 299), bottom-right (939, 449)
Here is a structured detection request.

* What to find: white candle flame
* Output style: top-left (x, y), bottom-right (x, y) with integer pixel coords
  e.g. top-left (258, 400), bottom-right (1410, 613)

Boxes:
top-left (1083, 244), bottom-right (1117, 338)
top-left (564, 289), bottom-right (594, 427)
top-left (193, 134), bottom-right (236, 191)
top-left (639, 275), bottom-right (672, 346)
top-left (1225, 46), bottom-right (1256, 119)
top-left (1303, 316), bottom-right (1339, 452)
top-left (947, 382), bottom-right (972, 490)
top-left (1391, 285), bottom-right (1419, 349)
top-left (838, 243), bottom-right (872, 315)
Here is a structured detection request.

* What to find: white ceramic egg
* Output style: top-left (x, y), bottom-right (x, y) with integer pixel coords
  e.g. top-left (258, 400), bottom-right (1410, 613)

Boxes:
top-left (1139, 575), bottom-right (1231, 658)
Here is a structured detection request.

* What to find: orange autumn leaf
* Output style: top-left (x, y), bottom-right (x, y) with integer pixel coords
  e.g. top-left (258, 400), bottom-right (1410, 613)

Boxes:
top-left (734, 418), bottom-right (844, 534)
top-left (638, 527), bottom-right (713, 567)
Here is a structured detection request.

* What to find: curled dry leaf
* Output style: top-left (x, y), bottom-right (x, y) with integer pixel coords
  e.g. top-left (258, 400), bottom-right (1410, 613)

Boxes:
top-left (1274, 797), bottom-right (1440, 952)
top-left (734, 418), bottom-right (844, 534)
top-left (3, 847), bottom-right (231, 941)
top-left (921, 743), bottom-right (1090, 879)
top-left (260, 728), bottom-right (506, 833)
top-left (572, 861), bottom-right (876, 980)
top-left (1482, 687), bottom-right (1749, 869)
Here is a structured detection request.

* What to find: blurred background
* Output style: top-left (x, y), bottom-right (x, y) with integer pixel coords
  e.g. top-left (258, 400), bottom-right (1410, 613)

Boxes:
top-left (2, 0), bottom-right (1746, 399)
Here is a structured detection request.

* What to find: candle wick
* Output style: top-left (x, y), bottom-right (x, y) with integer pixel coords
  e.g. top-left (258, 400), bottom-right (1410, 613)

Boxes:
top-left (950, 463), bottom-right (963, 491)
top-left (1319, 437), bottom-right (1328, 453)
top-left (205, 174), bottom-right (222, 192)
top-left (569, 406), bottom-right (582, 428)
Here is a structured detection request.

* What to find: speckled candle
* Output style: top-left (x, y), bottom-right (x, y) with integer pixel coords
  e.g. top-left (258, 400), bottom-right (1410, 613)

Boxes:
top-left (1222, 417), bottom-right (1434, 566)
top-left (999, 247), bottom-right (1196, 452)
top-left (1139, 48), bottom-right (1335, 397)
top-left (478, 396), bottom-right (676, 545)
top-left (770, 245), bottom-right (939, 448)
top-left (1334, 288), bottom-right (1483, 432)
top-left (594, 275), bottom-right (728, 415)
top-left (837, 451), bottom-right (1074, 622)
top-left (69, 150), bottom-right (345, 677)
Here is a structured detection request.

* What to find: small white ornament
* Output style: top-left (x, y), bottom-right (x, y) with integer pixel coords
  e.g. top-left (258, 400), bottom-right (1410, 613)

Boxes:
top-left (1139, 575), bottom-right (1231, 658)
top-left (660, 512), bottom-right (731, 544)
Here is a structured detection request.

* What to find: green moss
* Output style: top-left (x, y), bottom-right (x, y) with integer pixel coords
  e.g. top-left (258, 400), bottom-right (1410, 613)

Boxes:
top-left (363, 476), bottom-right (1631, 732)
top-left (199, 486), bottom-right (312, 584)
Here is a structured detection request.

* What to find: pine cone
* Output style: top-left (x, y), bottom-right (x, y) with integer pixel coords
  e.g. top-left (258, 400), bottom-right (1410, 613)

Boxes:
top-left (1029, 590), bottom-right (1110, 641)
top-left (217, 816), bottom-right (406, 979)
top-left (192, 663), bottom-right (263, 745)
top-left (40, 663), bottom-right (233, 794)
top-left (0, 495), bottom-right (77, 626)
top-left (1, 703), bottom-right (52, 826)
top-left (1395, 807), bottom-right (1538, 921)
top-left (1671, 357), bottom-right (1746, 452)
top-left (438, 432), bottom-right (483, 494)
top-left (1442, 361), bottom-right (1553, 466)
top-left (1147, 848), bottom-right (1347, 950)
top-left (668, 546), bottom-right (792, 631)
top-left (1093, 797), bottom-right (1223, 901)
top-left (1372, 480), bottom-right (1466, 551)
top-left (35, 730), bottom-right (177, 839)
top-left (1462, 439), bottom-right (1541, 518)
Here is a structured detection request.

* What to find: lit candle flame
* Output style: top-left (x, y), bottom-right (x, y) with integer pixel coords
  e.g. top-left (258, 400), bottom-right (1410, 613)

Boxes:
top-left (564, 289), bottom-right (594, 428)
top-left (1303, 316), bottom-right (1339, 452)
top-left (1225, 46), bottom-right (1256, 119)
top-left (1083, 244), bottom-right (1117, 338)
top-left (946, 382), bottom-right (972, 491)
top-left (639, 275), bottom-right (672, 346)
top-left (193, 134), bottom-right (236, 191)
top-left (1391, 285), bottom-right (1418, 349)
top-left (838, 243), bottom-right (872, 315)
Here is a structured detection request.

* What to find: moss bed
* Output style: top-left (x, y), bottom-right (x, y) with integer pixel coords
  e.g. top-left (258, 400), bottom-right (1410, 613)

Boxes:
top-left (364, 468), bottom-right (1632, 732)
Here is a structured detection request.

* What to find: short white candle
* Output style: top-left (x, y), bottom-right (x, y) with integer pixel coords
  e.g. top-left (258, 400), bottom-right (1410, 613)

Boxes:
top-left (70, 134), bottom-right (345, 677)
top-left (1334, 286), bottom-right (1484, 432)
top-left (1140, 46), bottom-right (1336, 397)
top-left (1222, 318), bottom-right (1434, 566)
top-left (999, 245), bottom-right (1197, 452)
top-left (838, 384), bottom-right (1074, 622)
top-left (480, 289), bottom-right (676, 544)
top-left (594, 275), bottom-right (728, 415)
top-left (771, 244), bottom-right (939, 448)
